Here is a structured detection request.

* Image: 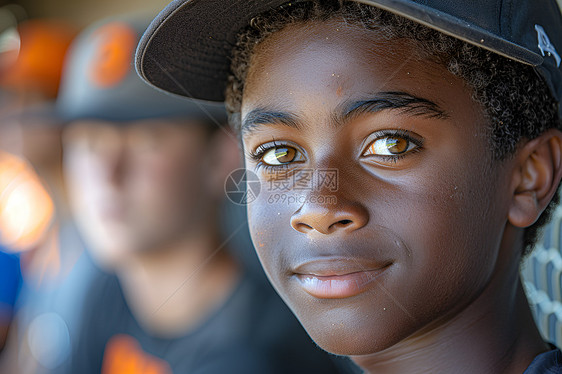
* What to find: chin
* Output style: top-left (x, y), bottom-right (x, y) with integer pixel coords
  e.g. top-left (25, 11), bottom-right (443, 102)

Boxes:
top-left (284, 295), bottom-right (417, 356)
top-left (308, 320), bottom-right (402, 356)
top-left (87, 241), bottom-right (135, 270)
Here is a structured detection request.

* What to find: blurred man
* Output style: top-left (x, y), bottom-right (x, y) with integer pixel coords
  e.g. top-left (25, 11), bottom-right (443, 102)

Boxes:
top-left (60, 16), bottom-right (347, 374)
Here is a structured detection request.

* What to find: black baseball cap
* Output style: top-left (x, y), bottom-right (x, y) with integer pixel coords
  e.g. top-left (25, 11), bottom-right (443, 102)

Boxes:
top-left (58, 15), bottom-right (226, 124)
top-left (135, 0), bottom-right (562, 119)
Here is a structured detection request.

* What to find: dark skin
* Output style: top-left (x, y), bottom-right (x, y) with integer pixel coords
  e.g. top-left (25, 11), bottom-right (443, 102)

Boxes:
top-left (240, 20), bottom-right (562, 373)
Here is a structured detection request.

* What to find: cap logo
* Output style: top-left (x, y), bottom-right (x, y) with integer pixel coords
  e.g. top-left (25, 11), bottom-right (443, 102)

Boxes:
top-left (535, 25), bottom-right (561, 68)
top-left (88, 22), bottom-right (137, 88)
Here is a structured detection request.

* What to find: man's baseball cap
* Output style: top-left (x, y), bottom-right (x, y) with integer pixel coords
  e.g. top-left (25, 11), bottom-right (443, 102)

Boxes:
top-left (135, 0), bottom-right (562, 117)
top-left (57, 15), bottom-right (226, 124)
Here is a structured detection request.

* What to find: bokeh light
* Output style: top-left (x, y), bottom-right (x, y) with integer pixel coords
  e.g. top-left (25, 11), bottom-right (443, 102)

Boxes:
top-left (0, 150), bottom-right (54, 251)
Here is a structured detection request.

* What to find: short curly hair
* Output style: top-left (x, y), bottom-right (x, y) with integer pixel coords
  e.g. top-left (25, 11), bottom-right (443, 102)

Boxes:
top-left (225, 0), bottom-right (562, 255)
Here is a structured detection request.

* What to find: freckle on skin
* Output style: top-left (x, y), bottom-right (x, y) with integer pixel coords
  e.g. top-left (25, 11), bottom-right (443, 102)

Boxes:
top-left (336, 86), bottom-right (343, 97)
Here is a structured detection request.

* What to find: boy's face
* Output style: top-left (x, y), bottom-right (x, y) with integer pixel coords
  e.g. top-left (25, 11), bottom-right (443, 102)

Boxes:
top-left (63, 119), bottom-right (215, 267)
top-left (241, 20), bottom-right (518, 355)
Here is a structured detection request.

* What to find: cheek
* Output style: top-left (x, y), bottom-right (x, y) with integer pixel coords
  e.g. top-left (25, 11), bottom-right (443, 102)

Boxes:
top-left (382, 158), bottom-right (505, 309)
top-left (248, 200), bottom-right (279, 262)
top-left (247, 191), bottom-right (295, 276)
top-left (65, 154), bottom-right (103, 207)
top-left (130, 152), bottom-right (201, 199)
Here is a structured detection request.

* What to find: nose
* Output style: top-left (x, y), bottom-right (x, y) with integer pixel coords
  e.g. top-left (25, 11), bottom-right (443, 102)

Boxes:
top-left (290, 200), bottom-right (369, 235)
top-left (105, 148), bottom-right (126, 187)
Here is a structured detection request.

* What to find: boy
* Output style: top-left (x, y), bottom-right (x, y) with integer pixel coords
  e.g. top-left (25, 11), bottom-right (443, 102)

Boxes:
top-left (59, 15), bottom-right (347, 374)
top-left (136, 0), bottom-right (562, 372)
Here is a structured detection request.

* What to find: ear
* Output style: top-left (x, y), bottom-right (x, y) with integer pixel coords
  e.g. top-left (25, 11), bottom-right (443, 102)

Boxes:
top-left (508, 129), bottom-right (562, 228)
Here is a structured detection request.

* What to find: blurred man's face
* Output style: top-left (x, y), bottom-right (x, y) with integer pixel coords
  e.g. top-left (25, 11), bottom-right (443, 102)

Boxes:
top-left (63, 119), bottom-right (215, 267)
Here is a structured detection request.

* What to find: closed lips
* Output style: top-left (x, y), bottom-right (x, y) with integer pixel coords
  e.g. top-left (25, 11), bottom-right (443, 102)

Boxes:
top-left (293, 259), bottom-right (392, 299)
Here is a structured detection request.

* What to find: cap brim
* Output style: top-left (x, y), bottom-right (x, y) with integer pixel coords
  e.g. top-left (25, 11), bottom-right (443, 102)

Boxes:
top-left (135, 0), bottom-right (543, 102)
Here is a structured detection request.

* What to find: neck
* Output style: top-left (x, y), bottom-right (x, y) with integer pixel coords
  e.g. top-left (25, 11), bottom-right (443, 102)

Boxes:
top-left (117, 227), bottom-right (241, 338)
top-left (352, 228), bottom-right (548, 374)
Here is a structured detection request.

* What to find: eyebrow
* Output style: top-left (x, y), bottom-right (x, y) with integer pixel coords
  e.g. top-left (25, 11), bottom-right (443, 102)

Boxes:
top-left (241, 110), bottom-right (301, 136)
top-left (339, 91), bottom-right (449, 124)
top-left (241, 91), bottom-right (448, 135)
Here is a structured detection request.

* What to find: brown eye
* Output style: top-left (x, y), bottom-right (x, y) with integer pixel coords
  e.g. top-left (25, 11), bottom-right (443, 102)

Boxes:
top-left (263, 146), bottom-right (299, 165)
top-left (386, 137), bottom-right (408, 154)
top-left (363, 136), bottom-right (416, 156)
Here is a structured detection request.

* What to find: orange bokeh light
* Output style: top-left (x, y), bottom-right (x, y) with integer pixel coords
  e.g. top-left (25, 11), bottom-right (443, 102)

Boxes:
top-left (0, 151), bottom-right (54, 251)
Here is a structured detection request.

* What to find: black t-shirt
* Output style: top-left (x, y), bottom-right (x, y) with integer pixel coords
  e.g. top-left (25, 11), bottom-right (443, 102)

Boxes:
top-left (69, 271), bottom-right (353, 374)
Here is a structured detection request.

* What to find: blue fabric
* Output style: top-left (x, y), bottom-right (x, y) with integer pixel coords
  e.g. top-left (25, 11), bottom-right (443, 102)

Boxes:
top-left (0, 249), bottom-right (22, 310)
top-left (524, 348), bottom-right (561, 373)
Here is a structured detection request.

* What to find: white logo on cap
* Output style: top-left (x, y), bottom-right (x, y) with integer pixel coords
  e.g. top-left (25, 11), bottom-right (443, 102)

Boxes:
top-left (535, 25), bottom-right (561, 67)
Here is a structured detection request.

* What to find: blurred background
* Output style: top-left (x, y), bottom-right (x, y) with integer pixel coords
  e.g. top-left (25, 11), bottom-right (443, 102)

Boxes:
top-left (0, 0), bottom-right (170, 27)
top-left (0, 3), bottom-right (197, 373)
top-left (0, 1), bottom-right (234, 373)
top-left (0, 1), bottom-right (178, 256)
